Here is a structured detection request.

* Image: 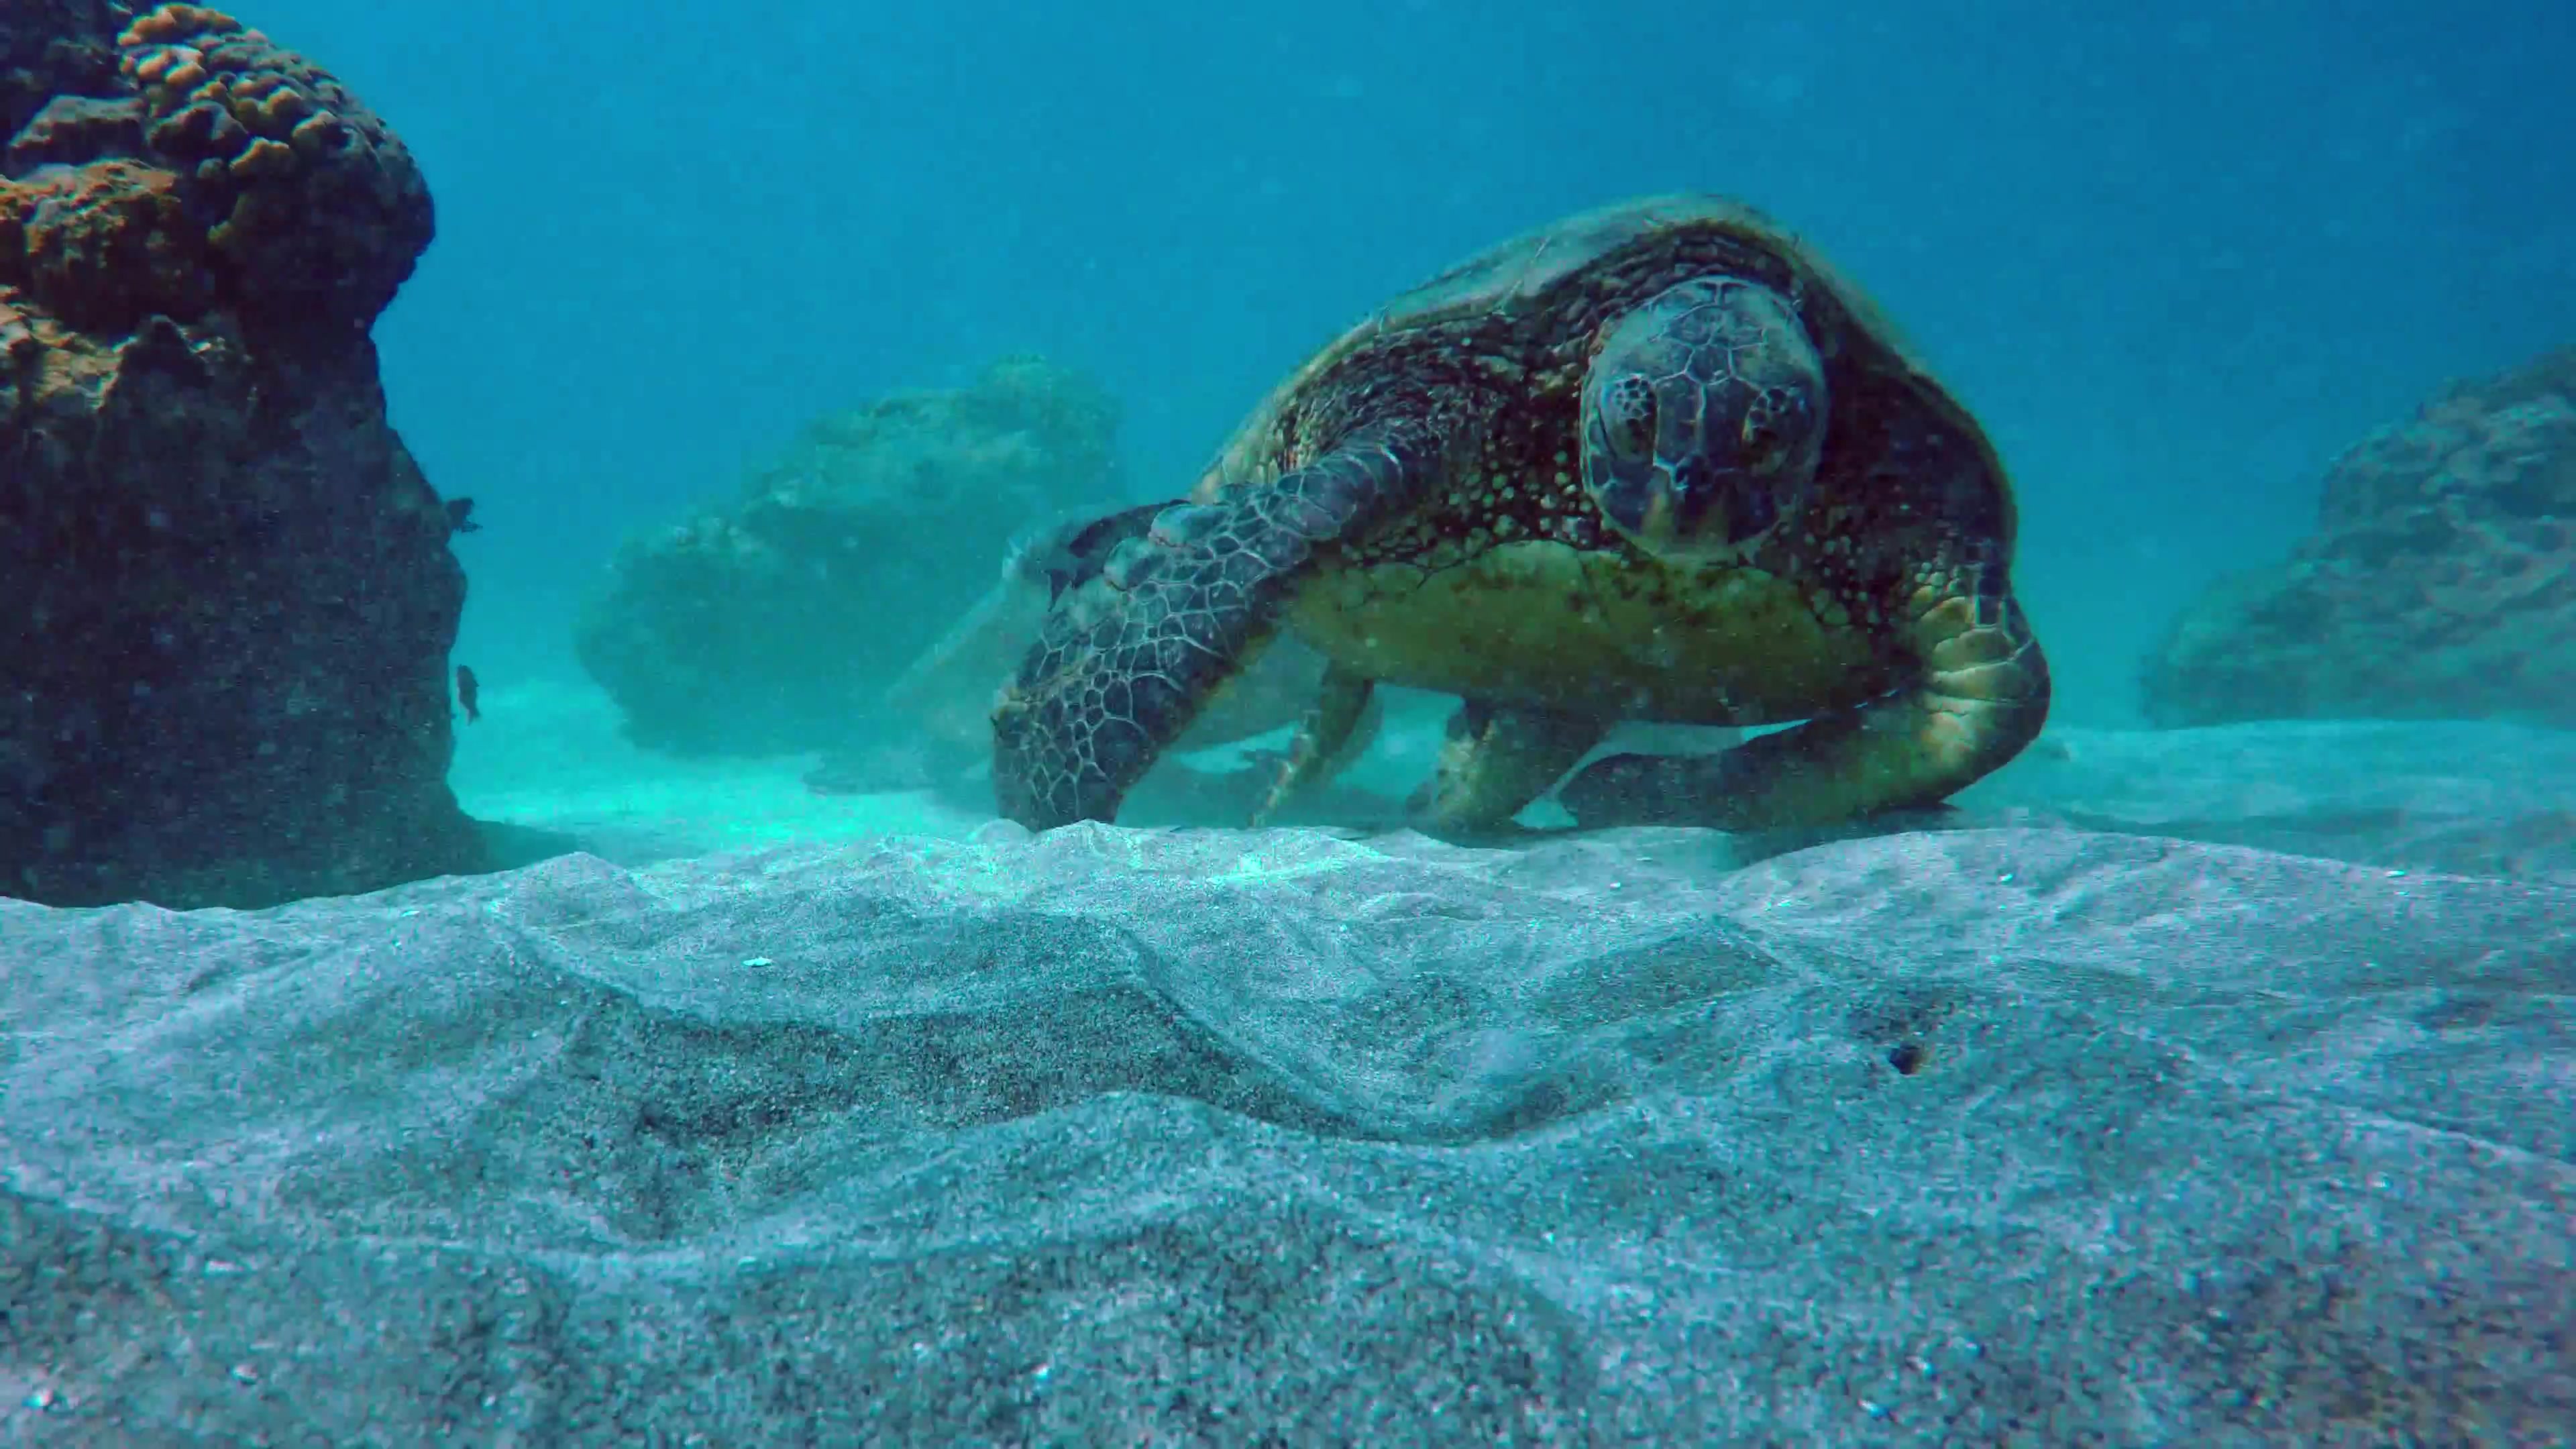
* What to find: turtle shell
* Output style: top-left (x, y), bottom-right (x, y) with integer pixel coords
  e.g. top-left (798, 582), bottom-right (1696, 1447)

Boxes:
top-left (1190, 192), bottom-right (2012, 553)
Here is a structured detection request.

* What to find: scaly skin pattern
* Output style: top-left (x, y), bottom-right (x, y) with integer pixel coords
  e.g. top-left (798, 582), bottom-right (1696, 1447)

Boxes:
top-left (991, 426), bottom-right (1433, 830)
top-left (991, 196), bottom-right (2049, 834)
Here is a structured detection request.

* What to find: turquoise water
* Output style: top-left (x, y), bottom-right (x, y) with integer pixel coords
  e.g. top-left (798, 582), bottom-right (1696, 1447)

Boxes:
top-left (264, 0), bottom-right (2572, 725)
top-left (7, 3), bottom-right (2575, 1442)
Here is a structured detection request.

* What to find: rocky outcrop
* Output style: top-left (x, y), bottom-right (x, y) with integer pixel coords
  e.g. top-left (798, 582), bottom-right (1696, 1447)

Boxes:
top-left (1, 3), bottom-right (482, 908)
top-left (2143, 346), bottom-right (2576, 728)
top-left (2, 3), bottom-right (125, 148)
top-left (576, 356), bottom-right (1125, 757)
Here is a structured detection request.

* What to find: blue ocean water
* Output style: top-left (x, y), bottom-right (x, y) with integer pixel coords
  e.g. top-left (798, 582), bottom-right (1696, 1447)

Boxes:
top-left (249, 0), bottom-right (2576, 725)
top-left (13, 7), bottom-right (2576, 1437)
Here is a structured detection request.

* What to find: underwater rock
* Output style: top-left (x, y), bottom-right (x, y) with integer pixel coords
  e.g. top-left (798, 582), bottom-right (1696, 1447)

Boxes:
top-left (3, 93), bottom-right (148, 175)
top-left (575, 355), bottom-right (1126, 757)
top-left (0, 4), bottom-right (433, 335)
top-left (0, 1), bottom-right (125, 146)
top-left (116, 3), bottom-right (434, 331)
top-left (2143, 345), bottom-right (2576, 727)
top-left (2, 818), bottom-right (2567, 1441)
top-left (0, 156), bottom-right (213, 329)
top-left (0, 3), bottom-right (481, 908)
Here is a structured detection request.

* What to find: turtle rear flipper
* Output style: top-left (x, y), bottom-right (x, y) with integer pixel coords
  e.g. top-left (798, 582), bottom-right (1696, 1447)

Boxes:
top-left (1250, 663), bottom-right (1382, 826)
top-left (992, 425), bottom-right (1436, 830)
top-left (1413, 701), bottom-right (1608, 837)
top-left (1558, 546), bottom-right (2049, 829)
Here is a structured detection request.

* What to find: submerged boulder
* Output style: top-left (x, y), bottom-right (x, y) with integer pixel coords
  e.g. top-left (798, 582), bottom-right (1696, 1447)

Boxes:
top-left (575, 355), bottom-right (1124, 757)
top-left (1, 3), bottom-right (482, 908)
top-left (2143, 345), bottom-right (2576, 727)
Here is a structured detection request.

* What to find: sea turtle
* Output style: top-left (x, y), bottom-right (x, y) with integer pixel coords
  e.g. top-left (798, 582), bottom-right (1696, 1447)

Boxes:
top-left (992, 194), bottom-right (2049, 835)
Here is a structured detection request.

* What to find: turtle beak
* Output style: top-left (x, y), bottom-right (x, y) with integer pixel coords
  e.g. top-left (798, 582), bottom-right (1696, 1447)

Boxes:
top-left (1594, 471), bottom-right (1671, 548)
top-left (1596, 456), bottom-right (1770, 559)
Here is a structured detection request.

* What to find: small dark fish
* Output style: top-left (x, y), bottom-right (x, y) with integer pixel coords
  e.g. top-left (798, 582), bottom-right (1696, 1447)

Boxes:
top-left (443, 496), bottom-right (480, 533)
top-left (455, 664), bottom-right (480, 723)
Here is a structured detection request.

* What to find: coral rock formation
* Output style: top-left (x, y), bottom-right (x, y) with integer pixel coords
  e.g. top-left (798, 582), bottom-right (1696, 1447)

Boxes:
top-left (576, 356), bottom-right (1126, 757)
top-left (0, 156), bottom-right (209, 327)
top-left (2143, 346), bottom-right (2576, 727)
top-left (116, 3), bottom-right (432, 329)
top-left (2, 3), bottom-right (481, 908)
top-left (2, 3), bottom-right (125, 144)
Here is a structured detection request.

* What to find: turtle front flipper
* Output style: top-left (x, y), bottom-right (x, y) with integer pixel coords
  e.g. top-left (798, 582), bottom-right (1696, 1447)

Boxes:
top-left (992, 426), bottom-right (1438, 830)
top-left (1409, 700), bottom-right (1609, 839)
top-left (1558, 547), bottom-right (2049, 830)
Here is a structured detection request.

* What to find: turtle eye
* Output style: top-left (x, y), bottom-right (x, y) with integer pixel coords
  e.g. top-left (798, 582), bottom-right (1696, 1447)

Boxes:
top-left (1740, 419), bottom-right (1786, 474)
top-left (1740, 386), bottom-right (1808, 473)
top-left (1597, 373), bottom-right (1657, 461)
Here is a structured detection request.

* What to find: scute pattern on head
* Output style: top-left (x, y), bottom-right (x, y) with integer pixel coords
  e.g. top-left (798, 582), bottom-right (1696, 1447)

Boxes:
top-left (1574, 274), bottom-right (1829, 557)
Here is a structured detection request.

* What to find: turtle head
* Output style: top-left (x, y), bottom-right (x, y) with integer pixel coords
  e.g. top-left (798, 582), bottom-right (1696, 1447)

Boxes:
top-left (1580, 277), bottom-right (1827, 561)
